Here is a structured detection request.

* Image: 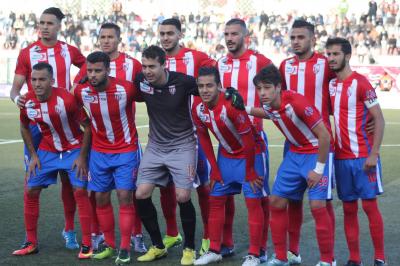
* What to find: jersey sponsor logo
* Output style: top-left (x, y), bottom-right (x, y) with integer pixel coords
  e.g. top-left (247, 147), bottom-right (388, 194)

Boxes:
top-left (169, 85), bottom-right (176, 95)
top-left (60, 48), bottom-right (67, 58)
top-left (31, 52), bottom-right (47, 61)
top-left (304, 106), bottom-right (314, 117)
top-left (285, 64), bottom-right (297, 75)
top-left (27, 108), bottom-right (41, 119)
top-left (82, 94), bottom-right (99, 104)
top-left (219, 63), bottom-right (232, 73)
top-left (140, 82), bottom-right (154, 94)
top-left (114, 92), bottom-right (125, 101)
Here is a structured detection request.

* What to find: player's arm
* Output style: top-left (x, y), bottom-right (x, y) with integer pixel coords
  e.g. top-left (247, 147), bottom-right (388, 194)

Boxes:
top-left (72, 115), bottom-right (91, 178)
top-left (10, 74), bottom-right (27, 108)
top-left (307, 121), bottom-right (330, 188)
top-left (364, 103), bottom-right (385, 171)
top-left (245, 106), bottom-right (271, 119)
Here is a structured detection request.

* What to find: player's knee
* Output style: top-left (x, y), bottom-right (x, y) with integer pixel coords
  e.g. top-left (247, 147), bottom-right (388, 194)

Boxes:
top-left (26, 187), bottom-right (41, 198)
top-left (117, 189), bottom-right (133, 205)
top-left (309, 200), bottom-right (326, 209)
top-left (361, 198), bottom-right (377, 213)
top-left (269, 195), bottom-right (287, 209)
top-left (135, 185), bottom-right (153, 199)
top-left (342, 200), bottom-right (358, 214)
top-left (95, 192), bottom-right (111, 207)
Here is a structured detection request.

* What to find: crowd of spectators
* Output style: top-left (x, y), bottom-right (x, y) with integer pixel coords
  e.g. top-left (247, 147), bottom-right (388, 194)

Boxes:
top-left (0, 0), bottom-right (399, 63)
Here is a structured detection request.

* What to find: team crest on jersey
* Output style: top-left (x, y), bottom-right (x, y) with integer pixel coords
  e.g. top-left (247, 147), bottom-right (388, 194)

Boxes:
top-left (123, 62), bottom-right (130, 72)
top-left (246, 61), bottom-right (253, 70)
top-left (304, 106), bottom-right (314, 117)
top-left (183, 56), bottom-right (190, 65)
top-left (329, 84), bottom-right (336, 96)
top-left (140, 82), bottom-right (154, 94)
top-left (60, 48), bottom-right (67, 58)
top-left (31, 52), bottom-right (47, 61)
top-left (313, 64), bottom-right (321, 74)
top-left (169, 85), bottom-right (176, 95)
top-left (347, 87), bottom-right (354, 97)
top-left (199, 113), bottom-right (210, 123)
top-left (236, 114), bottom-right (246, 124)
top-left (33, 45), bottom-right (41, 52)
top-left (27, 108), bottom-right (41, 120)
top-left (82, 94), bottom-right (99, 104)
top-left (55, 104), bottom-right (63, 115)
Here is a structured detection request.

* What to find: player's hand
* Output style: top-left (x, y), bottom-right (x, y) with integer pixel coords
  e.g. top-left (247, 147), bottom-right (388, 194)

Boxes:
top-left (224, 87), bottom-right (245, 110)
top-left (365, 117), bottom-right (375, 134)
top-left (15, 94), bottom-right (27, 109)
top-left (72, 155), bottom-right (88, 180)
top-left (307, 170), bottom-right (322, 188)
top-left (246, 168), bottom-right (263, 193)
top-left (27, 154), bottom-right (41, 179)
top-left (363, 153), bottom-right (378, 172)
top-left (209, 169), bottom-right (223, 191)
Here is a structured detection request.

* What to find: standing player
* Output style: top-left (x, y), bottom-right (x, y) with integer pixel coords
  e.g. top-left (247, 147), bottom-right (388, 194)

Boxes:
top-left (9, 7), bottom-right (86, 250)
top-left (158, 18), bottom-right (216, 254)
top-left (278, 19), bottom-right (336, 265)
top-left (74, 52), bottom-right (140, 265)
top-left (192, 67), bottom-right (266, 266)
top-left (12, 63), bottom-right (92, 259)
top-left (239, 64), bottom-right (334, 266)
top-left (326, 38), bottom-right (386, 266)
top-left (134, 45), bottom-right (198, 265)
top-left (218, 18), bottom-right (271, 260)
top-left (73, 22), bottom-right (146, 253)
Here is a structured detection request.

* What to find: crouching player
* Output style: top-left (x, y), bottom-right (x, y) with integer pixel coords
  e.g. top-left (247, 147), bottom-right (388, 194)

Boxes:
top-left (237, 64), bottom-right (334, 266)
top-left (13, 62), bottom-right (92, 258)
top-left (192, 67), bottom-right (267, 266)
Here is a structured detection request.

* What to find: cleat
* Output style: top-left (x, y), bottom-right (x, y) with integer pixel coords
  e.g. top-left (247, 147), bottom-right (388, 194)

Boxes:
top-left (267, 258), bottom-right (290, 266)
top-left (181, 248), bottom-right (196, 265)
top-left (131, 234), bottom-right (147, 253)
top-left (287, 251), bottom-right (301, 265)
top-left (242, 254), bottom-right (260, 266)
top-left (194, 251), bottom-right (222, 265)
top-left (260, 249), bottom-right (268, 263)
top-left (163, 233), bottom-right (183, 249)
top-left (92, 242), bottom-right (115, 259)
top-left (78, 245), bottom-right (93, 259)
top-left (315, 262), bottom-right (332, 266)
top-left (62, 229), bottom-right (80, 250)
top-left (115, 249), bottom-right (131, 265)
top-left (199, 238), bottom-right (210, 256)
top-left (374, 259), bottom-right (387, 266)
top-left (220, 245), bottom-right (235, 257)
top-left (91, 233), bottom-right (104, 251)
top-left (344, 261), bottom-right (364, 266)
top-left (137, 246), bottom-right (167, 262)
top-left (12, 242), bottom-right (38, 256)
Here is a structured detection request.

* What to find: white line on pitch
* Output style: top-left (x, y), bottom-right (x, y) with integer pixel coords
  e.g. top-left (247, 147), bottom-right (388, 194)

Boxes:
top-left (0, 140), bottom-right (23, 145)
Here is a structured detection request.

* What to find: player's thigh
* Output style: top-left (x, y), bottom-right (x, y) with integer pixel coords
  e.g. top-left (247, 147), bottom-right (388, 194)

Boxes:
top-left (88, 150), bottom-right (114, 192)
top-left (334, 159), bottom-right (358, 201)
top-left (302, 153), bottom-right (332, 201)
top-left (353, 157), bottom-right (384, 199)
top-left (24, 124), bottom-right (42, 171)
top-left (137, 145), bottom-right (169, 187)
top-left (243, 153), bottom-right (268, 198)
top-left (113, 150), bottom-right (141, 191)
top-left (61, 148), bottom-right (88, 189)
top-left (26, 149), bottom-right (59, 188)
top-left (196, 143), bottom-right (210, 185)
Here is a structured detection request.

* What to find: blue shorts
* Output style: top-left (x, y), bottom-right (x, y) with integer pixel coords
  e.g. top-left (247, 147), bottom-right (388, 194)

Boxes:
top-left (210, 152), bottom-right (268, 198)
top-left (88, 150), bottom-right (140, 192)
top-left (197, 143), bottom-right (210, 185)
top-left (272, 151), bottom-right (333, 201)
top-left (260, 130), bottom-right (270, 194)
top-left (24, 123), bottom-right (42, 171)
top-left (26, 148), bottom-right (87, 189)
top-left (335, 157), bottom-right (383, 201)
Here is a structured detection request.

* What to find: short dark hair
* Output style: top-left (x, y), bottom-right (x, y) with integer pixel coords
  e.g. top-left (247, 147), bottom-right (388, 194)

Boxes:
top-left (42, 7), bottom-right (65, 21)
top-left (198, 67), bottom-right (221, 84)
top-left (86, 51), bottom-right (110, 68)
top-left (326, 37), bottom-right (352, 55)
top-left (161, 18), bottom-right (181, 32)
top-left (253, 64), bottom-right (282, 87)
top-left (225, 18), bottom-right (247, 33)
top-left (292, 19), bottom-right (315, 34)
top-left (100, 22), bottom-right (121, 38)
top-left (142, 45), bottom-right (166, 65)
top-left (32, 62), bottom-right (53, 77)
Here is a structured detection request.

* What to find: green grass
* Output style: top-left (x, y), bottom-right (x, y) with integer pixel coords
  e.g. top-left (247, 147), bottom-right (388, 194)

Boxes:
top-left (0, 98), bottom-right (399, 265)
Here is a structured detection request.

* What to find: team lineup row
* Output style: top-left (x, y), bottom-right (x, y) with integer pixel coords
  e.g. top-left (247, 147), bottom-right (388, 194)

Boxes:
top-left (10, 7), bottom-right (386, 266)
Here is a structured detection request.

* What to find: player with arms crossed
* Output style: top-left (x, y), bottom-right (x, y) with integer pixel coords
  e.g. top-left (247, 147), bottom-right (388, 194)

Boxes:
top-left (192, 67), bottom-right (266, 266)
top-left (12, 63), bottom-right (92, 259)
top-left (158, 17), bottom-right (216, 254)
top-left (74, 52), bottom-right (140, 265)
top-left (326, 37), bottom-right (386, 266)
top-left (10, 7), bottom-right (86, 250)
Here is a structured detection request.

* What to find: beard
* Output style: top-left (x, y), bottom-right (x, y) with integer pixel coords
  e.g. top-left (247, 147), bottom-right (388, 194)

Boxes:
top-left (332, 58), bottom-right (347, 72)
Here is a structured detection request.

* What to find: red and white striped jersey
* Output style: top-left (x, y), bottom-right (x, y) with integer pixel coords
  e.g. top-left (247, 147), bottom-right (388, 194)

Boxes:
top-left (165, 47), bottom-right (216, 78)
top-left (279, 53), bottom-right (335, 127)
top-left (217, 50), bottom-right (272, 131)
top-left (192, 95), bottom-right (265, 158)
top-left (74, 77), bottom-right (139, 153)
top-left (20, 88), bottom-right (85, 152)
top-left (329, 71), bottom-right (379, 159)
top-left (74, 52), bottom-right (142, 84)
top-left (15, 40), bottom-right (85, 91)
top-left (263, 90), bottom-right (323, 154)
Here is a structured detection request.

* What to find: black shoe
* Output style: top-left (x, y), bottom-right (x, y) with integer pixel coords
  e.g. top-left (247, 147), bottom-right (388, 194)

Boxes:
top-left (344, 260), bottom-right (363, 266)
top-left (374, 259), bottom-right (387, 266)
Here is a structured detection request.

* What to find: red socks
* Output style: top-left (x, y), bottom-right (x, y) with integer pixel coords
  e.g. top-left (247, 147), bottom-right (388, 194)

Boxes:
top-left (132, 195), bottom-right (142, 236)
top-left (89, 192), bottom-right (100, 235)
top-left (160, 184), bottom-right (178, 236)
top-left (222, 195), bottom-right (235, 247)
top-left (74, 189), bottom-right (92, 247)
top-left (24, 190), bottom-right (40, 245)
top-left (326, 200), bottom-right (336, 259)
top-left (119, 204), bottom-right (134, 250)
top-left (260, 197), bottom-right (270, 251)
top-left (270, 206), bottom-right (288, 261)
top-left (362, 199), bottom-right (385, 261)
top-left (288, 201), bottom-right (303, 254)
top-left (311, 206), bottom-right (333, 263)
top-left (208, 196), bottom-right (227, 252)
top-left (97, 203), bottom-right (115, 248)
top-left (197, 185), bottom-right (210, 239)
top-left (245, 198), bottom-right (264, 256)
top-left (343, 201), bottom-right (360, 263)
top-left (61, 177), bottom-right (76, 231)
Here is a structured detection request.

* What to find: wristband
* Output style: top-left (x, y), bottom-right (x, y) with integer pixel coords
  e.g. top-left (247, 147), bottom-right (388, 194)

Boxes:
top-left (13, 95), bottom-right (20, 105)
top-left (313, 161), bottom-right (325, 175)
top-left (245, 106), bottom-right (252, 114)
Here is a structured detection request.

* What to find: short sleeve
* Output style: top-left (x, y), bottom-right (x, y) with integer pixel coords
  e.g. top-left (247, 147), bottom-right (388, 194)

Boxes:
top-left (20, 108), bottom-right (30, 127)
top-left (197, 51), bottom-right (216, 68)
top-left (358, 76), bottom-right (379, 109)
top-left (73, 64), bottom-right (87, 84)
top-left (279, 60), bottom-right (287, 90)
top-left (185, 75), bottom-right (199, 96)
top-left (15, 49), bottom-right (30, 76)
top-left (291, 94), bottom-right (323, 130)
top-left (70, 45), bottom-right (86, 68)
